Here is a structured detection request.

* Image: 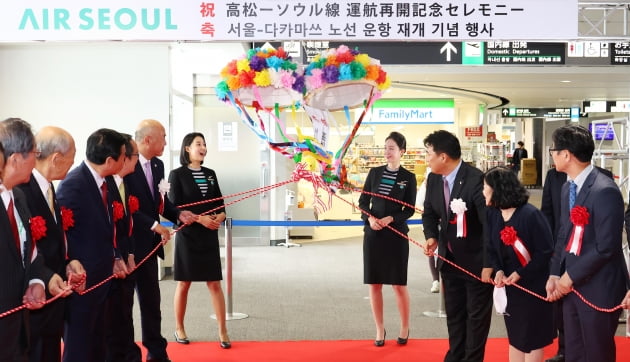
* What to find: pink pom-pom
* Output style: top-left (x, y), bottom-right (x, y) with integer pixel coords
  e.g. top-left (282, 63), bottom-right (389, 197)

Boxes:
top-left (306, 69), bottom-right (324, 89)
top-left (279, 70), bottom-right (296, 88)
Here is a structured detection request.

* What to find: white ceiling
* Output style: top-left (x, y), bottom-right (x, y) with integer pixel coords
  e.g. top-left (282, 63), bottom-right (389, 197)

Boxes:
top-left (386, 64), bottom-right (630, 110)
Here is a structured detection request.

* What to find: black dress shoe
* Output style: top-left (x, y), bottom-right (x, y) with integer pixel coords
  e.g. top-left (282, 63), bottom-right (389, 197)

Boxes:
top-left (374, 330), bottom-right (386, 347)
top-left (545, 354), bottom-right (565, 362)
top-left (396, 331), bottom-right (409, 345)
top-left (174, 331), bottom-right (190, 344)
top-left (220, 340), bottom-right (231, 349)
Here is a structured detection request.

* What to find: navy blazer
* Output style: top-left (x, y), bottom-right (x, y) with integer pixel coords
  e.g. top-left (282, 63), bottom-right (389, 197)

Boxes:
top-left (358, 165), bottom-right (417, 234)
top-left (0, 188), bottom-right (47, 359)
top-left (550, 167), bottom-right (629, 308)
top-left (423, 161), bottom-right (488, 276)
top-left (124, 157), bottom-right (179, 260)
top-left (57, 162), bottom-right (115, 286)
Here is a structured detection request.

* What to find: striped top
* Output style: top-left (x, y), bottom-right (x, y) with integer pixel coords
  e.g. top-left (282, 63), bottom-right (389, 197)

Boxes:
top-left (377, 168), bottom-right (398, 195)
top-left (189, 167), bottom-right (208, 197)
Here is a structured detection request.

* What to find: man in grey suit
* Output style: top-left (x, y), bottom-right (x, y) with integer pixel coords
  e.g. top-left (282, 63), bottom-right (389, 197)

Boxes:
top-left (546, 125), bottom-right (628, 362)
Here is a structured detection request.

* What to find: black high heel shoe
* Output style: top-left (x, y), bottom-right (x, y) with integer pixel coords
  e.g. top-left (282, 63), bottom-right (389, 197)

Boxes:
top-left (397, 331), bottom-right (409, 345)
top-left (374, 330), bottom-right (386, 347)
top-left (220, 337), bottom-right (231, 349)
top-left (174, 331), bottom-right (190, 344)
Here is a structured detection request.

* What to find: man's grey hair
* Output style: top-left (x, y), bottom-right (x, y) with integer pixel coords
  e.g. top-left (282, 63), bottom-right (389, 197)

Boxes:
top-left (0, 117), bottom-right (35, 159)
top-left (36, 128), bottom-right (73, 159)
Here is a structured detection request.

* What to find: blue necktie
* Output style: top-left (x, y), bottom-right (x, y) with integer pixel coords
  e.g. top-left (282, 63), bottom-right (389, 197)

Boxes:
top-left (569, 180), bottom-right (577, 210)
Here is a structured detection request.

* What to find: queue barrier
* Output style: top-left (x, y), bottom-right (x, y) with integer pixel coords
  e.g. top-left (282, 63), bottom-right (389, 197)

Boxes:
top-left (169, 218), bottom-right (424, 321)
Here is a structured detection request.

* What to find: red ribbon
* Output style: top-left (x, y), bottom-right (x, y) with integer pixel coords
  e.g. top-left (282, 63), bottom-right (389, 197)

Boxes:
top-left (566, 206), bottom-right (589, 256)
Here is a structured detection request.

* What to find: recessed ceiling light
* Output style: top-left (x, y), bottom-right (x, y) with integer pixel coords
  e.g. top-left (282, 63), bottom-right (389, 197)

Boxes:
top-left (560, 80), bottom-right (572, 83)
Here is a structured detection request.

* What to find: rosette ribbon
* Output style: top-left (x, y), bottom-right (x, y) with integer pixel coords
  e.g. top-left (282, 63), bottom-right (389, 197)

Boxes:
top-left (449, 198), bottom-right (468, 237)
top-left (500, 225), bottom-right (531, 267)
top-left (158, 179), bottom-right (170, 215)
top-left (566, 206), bottom-right (589, 256)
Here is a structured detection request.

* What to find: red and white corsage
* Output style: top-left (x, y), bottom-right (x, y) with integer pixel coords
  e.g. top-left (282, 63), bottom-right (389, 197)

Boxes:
top-left (449, 198), bottom-right (467, 237)
top-left (500, 225), bottom-right (531, 266)
top-left (566, 206), bottom-right (589, 256)
top-left (158, 179), bottom-right (170, 214)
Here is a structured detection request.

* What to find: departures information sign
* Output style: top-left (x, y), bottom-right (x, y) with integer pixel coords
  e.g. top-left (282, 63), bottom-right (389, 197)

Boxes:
top-left (485, 41), bottom-right (565, 64)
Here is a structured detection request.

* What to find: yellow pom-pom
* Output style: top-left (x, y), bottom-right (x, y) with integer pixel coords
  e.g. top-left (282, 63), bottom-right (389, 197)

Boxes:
top-left (377, 75), bottom-right (391, 91)
top-left (355, 54), bottom-right (371, 67)
top-left (254, 69), bottom-right (272, 87)
top-left (236, 58), bottom-right (251, 73)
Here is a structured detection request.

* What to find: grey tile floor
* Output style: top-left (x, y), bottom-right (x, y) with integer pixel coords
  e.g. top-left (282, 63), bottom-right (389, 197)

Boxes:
top-left (132, 189), bottom-right (628, 344)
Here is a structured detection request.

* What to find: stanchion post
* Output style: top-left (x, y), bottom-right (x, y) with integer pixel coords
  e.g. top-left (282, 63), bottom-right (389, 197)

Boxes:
top-left (211, 217), bottom-right (247, 321)
top-left (423, 280), bottom-right (447, 318)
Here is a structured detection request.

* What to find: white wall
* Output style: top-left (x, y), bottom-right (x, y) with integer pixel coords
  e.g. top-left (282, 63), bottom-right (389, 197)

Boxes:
top-left (0, 42), bottom-right (170, 167)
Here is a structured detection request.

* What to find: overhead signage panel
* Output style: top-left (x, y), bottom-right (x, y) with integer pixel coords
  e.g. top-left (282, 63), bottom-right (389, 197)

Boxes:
top-left (0, 0), bottom-right (578, 41)
top-left (611, 42), bottom-right (630, 65)
top-left (485, 42), bottom-right (565, 65)
top-left (326, 41), bottom-right (462, 64)
top-left (501, 108), bottom-right (575, 118)
top-left (366, 99), bottom-right (454, 124)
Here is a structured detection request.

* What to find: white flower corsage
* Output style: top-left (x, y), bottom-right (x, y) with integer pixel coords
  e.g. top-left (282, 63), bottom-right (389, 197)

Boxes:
top-left (449, 198), bottom-right (467, 237)
top-left (158, 179), bottom-right (170, 196)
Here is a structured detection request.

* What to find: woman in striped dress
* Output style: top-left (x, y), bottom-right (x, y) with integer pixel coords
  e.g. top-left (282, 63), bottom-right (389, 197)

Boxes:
top-left (358, 131), bottom-right (417, 347)
top-left (168, 132), bottom-right (231, 348)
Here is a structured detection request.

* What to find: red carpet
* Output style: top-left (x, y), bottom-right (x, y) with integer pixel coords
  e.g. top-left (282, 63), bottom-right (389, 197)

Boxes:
top-left (143, 337), bottom-right (629, 362)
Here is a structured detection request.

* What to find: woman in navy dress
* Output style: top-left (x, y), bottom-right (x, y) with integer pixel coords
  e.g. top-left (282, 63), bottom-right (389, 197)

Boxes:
top-left (168, 132), bottom-right (231, 348)
top-left (482, 166), bottom-right (554, 361)
top-left (358, 131), bottom-right (417, 347)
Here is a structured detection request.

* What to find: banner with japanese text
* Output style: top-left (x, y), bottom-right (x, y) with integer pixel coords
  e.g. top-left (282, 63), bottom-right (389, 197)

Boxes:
top-left (0, 0), bottom-right (577, 41)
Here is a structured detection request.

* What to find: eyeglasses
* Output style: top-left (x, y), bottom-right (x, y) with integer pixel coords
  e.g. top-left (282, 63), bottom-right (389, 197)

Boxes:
top-left (548, 148), bottom-right (564, 156)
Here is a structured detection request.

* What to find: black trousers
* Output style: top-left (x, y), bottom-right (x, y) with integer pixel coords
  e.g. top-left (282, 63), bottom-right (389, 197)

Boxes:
top-left (106, 274), bottom-right (141, 362)
top-left (134, 255), bottom-right (168, 360)
top-left (442, 268), bottom-right (493, 362)
top-left (29, 298), bottom-right (64, 362)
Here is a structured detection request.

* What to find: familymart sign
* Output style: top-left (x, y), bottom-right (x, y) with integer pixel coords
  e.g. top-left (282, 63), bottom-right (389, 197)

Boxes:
top-left (0, 0), bottom-right (577, 41)
top-left (365, 99), bottom-right (455, 124)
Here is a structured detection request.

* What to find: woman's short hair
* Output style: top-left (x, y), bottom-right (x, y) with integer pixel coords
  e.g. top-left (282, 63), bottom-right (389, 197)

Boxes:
top-left (484, 166), bottom-right (529, 209)
top-left (386, 131), bottom-right (406, 151)
top-left (179, 132), bottom-right (205, 166)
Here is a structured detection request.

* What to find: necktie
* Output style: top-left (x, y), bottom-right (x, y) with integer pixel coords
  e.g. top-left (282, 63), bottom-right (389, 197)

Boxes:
top-left (443, 178), bottom-right (453, 252)
top-left (569, 180), bottom-right (577, 210)
top-left (443, 178), bottom-right (450, 213)
top-left (118, 182), bottom-right (127, 213)
top-left (101, 181), bottom-right (109, 212)
top-left (144, 161), bottom-right (154, 195)
top-left (7, 198), bottom-right (21, 257)
top-left (47, 183), bottom-right (55, 215)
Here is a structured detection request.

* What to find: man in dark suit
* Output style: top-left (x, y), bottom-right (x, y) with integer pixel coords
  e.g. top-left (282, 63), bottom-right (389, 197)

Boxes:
top-left (16, 126), bottom-right (86, 362)
top-left (546, 125), bottom-right (628, 362)
top-left (125, 119), bottom-right (195, 362)
top-left (511, 141), bottom-right (528, 174)
top-left (422, 130), bottom-right (493, 362)
top-left (0, 118), bottom-right (67, 362)
top-left (57, 128), bottom-right (127, 362)
top-left (541, 165), bottom-right (613, 362)
top-left (105, 134), bottom-right (142, 362)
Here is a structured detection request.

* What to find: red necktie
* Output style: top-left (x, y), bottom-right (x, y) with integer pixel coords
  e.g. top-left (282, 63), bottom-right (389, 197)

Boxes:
top-left (101, 181), bottom-right (108, 212)
top-left (7, 198), bottom-right (22, 257)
